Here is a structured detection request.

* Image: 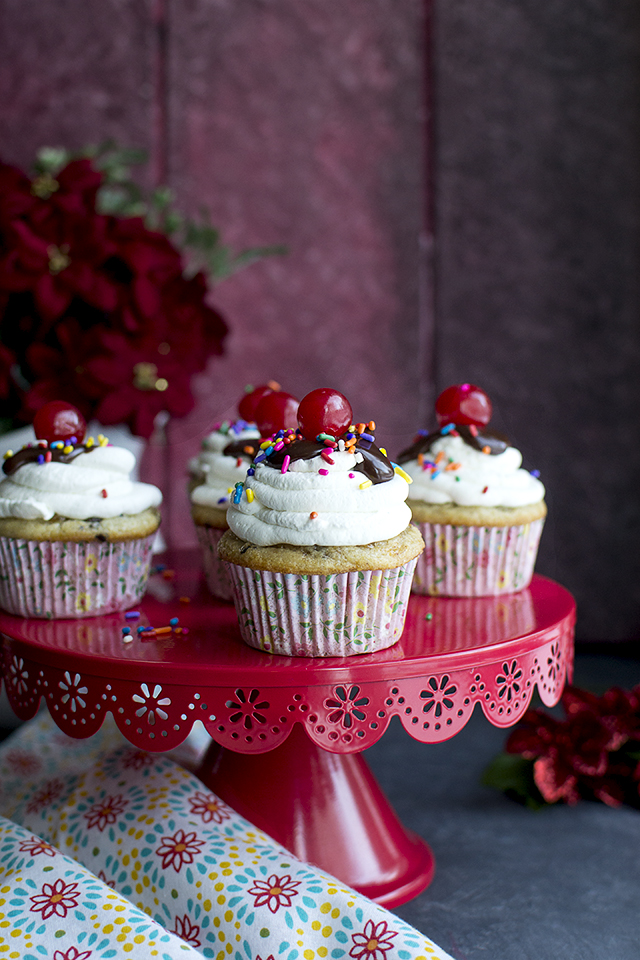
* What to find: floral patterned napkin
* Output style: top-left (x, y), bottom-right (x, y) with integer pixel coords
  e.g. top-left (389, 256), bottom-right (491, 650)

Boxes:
top-left (0, 712), bottom-right (453, 960)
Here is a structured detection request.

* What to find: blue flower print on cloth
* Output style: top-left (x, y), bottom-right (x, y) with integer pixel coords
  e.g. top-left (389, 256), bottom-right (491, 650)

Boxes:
top-left (0, 713), bottom-right (454, 960)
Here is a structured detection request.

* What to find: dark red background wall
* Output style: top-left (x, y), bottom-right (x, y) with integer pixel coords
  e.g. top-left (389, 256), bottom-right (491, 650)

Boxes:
top-left (2, 0), bottom-right (640, 642)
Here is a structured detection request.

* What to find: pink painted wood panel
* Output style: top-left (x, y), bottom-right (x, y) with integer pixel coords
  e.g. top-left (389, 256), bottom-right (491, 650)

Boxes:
top-left (164, 0), bottom-right (428, 544)
top-left (0, 0), bottom-right (156, 186)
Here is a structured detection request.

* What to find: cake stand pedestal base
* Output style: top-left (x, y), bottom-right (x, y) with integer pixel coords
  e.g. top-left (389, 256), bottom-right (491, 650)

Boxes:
top-left (197, 724), bottom-right (435, 907)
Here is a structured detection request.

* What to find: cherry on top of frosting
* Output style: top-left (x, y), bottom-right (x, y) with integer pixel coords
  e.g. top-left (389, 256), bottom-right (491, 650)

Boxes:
top-left (33, 401), bottom-right (87, 444)
top-left (237, 381), bottom-right (281, 423)
top-left (297, 388), bottom-right (353, 441)
top-left (255, 391), bottom-right (299, 438)
top-left (435, 384), bottom-right (492, 428)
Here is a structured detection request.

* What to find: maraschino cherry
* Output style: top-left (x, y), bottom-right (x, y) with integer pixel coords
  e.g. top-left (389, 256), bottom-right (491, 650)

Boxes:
top-left (435, 384), bottom-right (492, 428)
top-left (33, 401), bottom-right (87, 444)
top-left (238, 382), bottom-right (280, 423)
top-left (255, 391), bottom-right (299, 438)
top-left (297, 388), bottom-right (353, 441)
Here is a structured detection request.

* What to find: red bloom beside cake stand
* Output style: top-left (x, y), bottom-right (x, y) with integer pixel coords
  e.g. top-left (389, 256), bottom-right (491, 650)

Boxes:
top-left (0, 551), bottom-right (575, 907)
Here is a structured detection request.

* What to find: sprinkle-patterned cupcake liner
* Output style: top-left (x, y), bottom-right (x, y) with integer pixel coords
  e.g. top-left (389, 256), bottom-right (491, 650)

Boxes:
top-left (0, 534), bottom-right (156, 618)
top-left (194, 523), bottom-right (234, 601)
top-left (412, 518), bottom-right (544, 597)
top-left (223, 557), bottom-right (418, 657)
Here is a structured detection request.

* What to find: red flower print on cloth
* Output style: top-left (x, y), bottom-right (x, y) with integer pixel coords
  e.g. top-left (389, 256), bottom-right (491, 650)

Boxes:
top-left (349, 919), bottom-right (398, 960)
top-left (18, 835), bottom-right (56, 857)
top-left (171, 914), bottom-right (202, 948)
top-left (5, 749), bottom-right (42, 776)
top-left (26, 778), bottom-right (65, 813)
top-left (188, 791), bottom-right (231, 825)
top-left (30, 877), bottom-right (81, 919)
top-left (121, 748), bottom-right (155, 770)
top-left (53, 948), bottom-right (92, 960)
top-left (97, 869), bottom-right (116, 889)
top-left (155, 829), bottom-right (205, 872)
top-left (248, 873), bottom-right (301, 914)
top-left (83, 794), bottom-right (128, 832)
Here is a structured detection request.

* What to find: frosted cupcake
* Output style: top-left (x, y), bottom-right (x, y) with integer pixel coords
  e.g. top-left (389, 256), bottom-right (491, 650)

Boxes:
top-left (218, 388), bottom-right (424, 657)
top-left (0, 401), bottom-right (162, 618)
top-left (397, 384), bottom-right (546, 597)
top-left (190, 383), bottom-right (298, 600)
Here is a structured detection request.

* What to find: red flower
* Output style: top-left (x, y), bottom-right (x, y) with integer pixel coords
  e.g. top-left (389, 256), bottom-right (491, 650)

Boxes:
top-left (248, 873), bottom-right (301, 914)
top-left (4, 749), bottom-right (42, 776)
top-left (155, 828), bottom-right (205, 872)
top-left (188, 791), bottom-right (231, 825)
top-left (53, 947), bottom-right (93, 960)
top-left (30, 877), bottom-right (80, 919)
top-left (349, 920), bottom-right (398, 959)
top-left (97, 869), bottom-right (116, 889)
top-left (18, 836), bottom-right (56, 857)
top-left (26, 778), bottom-right (65, 813)
top-left (83, 794), bottom-right (128, 832)
top-left (171, 914), bottom-right (201, 947)
top-left (85, 329), bottom-right (197, 438)
top-left (120, 748), bottom-right (155, 770)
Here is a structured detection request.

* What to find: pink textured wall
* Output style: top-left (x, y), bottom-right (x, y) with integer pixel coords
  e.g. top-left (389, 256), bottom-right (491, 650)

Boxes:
top-left (0, 0), bottom-right (430, 546)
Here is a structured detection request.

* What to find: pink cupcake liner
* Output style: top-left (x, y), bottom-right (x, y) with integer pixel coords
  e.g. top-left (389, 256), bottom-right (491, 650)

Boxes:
top-left (0, 535), bottom-right (156, 619)
top-left (412, 518), bottom-right (544, 597)
top-left (194, 524), bottom-right (234, 601)
top-left (223, 557), bottom-right (419, 657)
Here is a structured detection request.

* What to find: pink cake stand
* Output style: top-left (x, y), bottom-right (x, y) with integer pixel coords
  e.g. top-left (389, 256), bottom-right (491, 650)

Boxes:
top-left (0, 551), bottom-right (575, 907)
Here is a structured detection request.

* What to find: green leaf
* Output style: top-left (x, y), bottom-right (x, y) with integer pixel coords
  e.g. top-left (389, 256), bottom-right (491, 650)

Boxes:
top-left (481, 753), bottom-right (548, 810)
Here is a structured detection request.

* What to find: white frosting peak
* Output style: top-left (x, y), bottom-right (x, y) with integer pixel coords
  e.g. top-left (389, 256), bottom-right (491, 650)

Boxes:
top-left (403, 434), bottom-right (544, 508)
top-left (0, 444), bottom-right (162, 521)
top-left (227, 447), bottom-right (412, 547)
top-left (190, 420), bottom-right (261, 509)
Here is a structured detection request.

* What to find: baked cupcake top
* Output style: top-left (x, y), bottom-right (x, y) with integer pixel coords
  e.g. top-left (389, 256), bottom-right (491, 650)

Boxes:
top-left (0, 402), bottom-right (162, 522)
top-left (397, 384), bottom-right (545, 508)
top-left (226, 388), bottom-right (414, 548)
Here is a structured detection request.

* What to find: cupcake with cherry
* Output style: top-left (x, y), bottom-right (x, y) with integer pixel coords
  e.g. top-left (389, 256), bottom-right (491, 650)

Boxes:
top-left (190, 382), bottom-right (299, 600)
top-left (397, 384), bottom-right (546, 596)
top-left (218, 388), bottom-right (424, 656)
top-left (0, 401), bottom-right (162, 618)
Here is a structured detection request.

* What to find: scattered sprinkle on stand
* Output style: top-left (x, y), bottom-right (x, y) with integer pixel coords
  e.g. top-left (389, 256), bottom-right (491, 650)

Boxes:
top-left (310, 511), bottom-right (318, 519)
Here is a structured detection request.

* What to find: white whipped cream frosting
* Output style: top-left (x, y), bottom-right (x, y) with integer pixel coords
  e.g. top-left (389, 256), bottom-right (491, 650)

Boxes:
top-left (0, 445), bottom-right (162, 521)
top-left (226, 448), bottom-right (412, 547)
top-left (403, 434), bottom-right (544, 508)
top-left (190, 422), bottom-right (260, 509)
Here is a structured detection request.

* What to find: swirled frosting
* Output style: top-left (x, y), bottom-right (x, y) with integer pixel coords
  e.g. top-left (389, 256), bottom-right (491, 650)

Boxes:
top-left (190, 420), bottom-right (261, 509)
top-left (226, 437), bottom-right (412, 547)
top-left (400, 433), bottom-right (544, 508)
top-left (0, 444), bottom-right (162, 521)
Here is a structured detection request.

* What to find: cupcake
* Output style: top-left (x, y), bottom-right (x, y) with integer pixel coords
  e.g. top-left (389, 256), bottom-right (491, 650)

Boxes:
top-left (218, 388), bottom-right (424, 657)
top-left (0, 401), bottom-right (162, 618)
top-left (397, 384), bottom-right (546, 597)
top-left (189, 383), bottom-right (298, 600)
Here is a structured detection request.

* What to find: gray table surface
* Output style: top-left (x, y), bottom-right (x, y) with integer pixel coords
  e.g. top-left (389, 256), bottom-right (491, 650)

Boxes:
top-left (366, 653), bottom-right (640, 960)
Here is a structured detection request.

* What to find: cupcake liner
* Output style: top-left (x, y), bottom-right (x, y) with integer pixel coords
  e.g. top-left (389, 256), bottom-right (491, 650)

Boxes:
top-left (195, 524), bottom-right (234, 601)
top-left (412, 518), bottom-right (544, 597)
top-left (0, 535), bottom-right (156, 619)
top-left (223, 557), bottom-right (419, 657)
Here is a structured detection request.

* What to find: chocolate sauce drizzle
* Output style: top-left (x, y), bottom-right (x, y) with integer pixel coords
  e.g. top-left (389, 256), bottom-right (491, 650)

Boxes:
top-left (397, 423), bottom-right (509, 465)
top-left (262, 434), bottom-right (395, 485)
top-left (222, 437), bottom-right (261, 461)
top-left (3, 443), bottom-right (96, 476)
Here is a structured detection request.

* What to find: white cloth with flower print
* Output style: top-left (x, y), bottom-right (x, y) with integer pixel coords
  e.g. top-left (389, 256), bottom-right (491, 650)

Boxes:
top-left (0, 712), bottom-right (454, 960)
